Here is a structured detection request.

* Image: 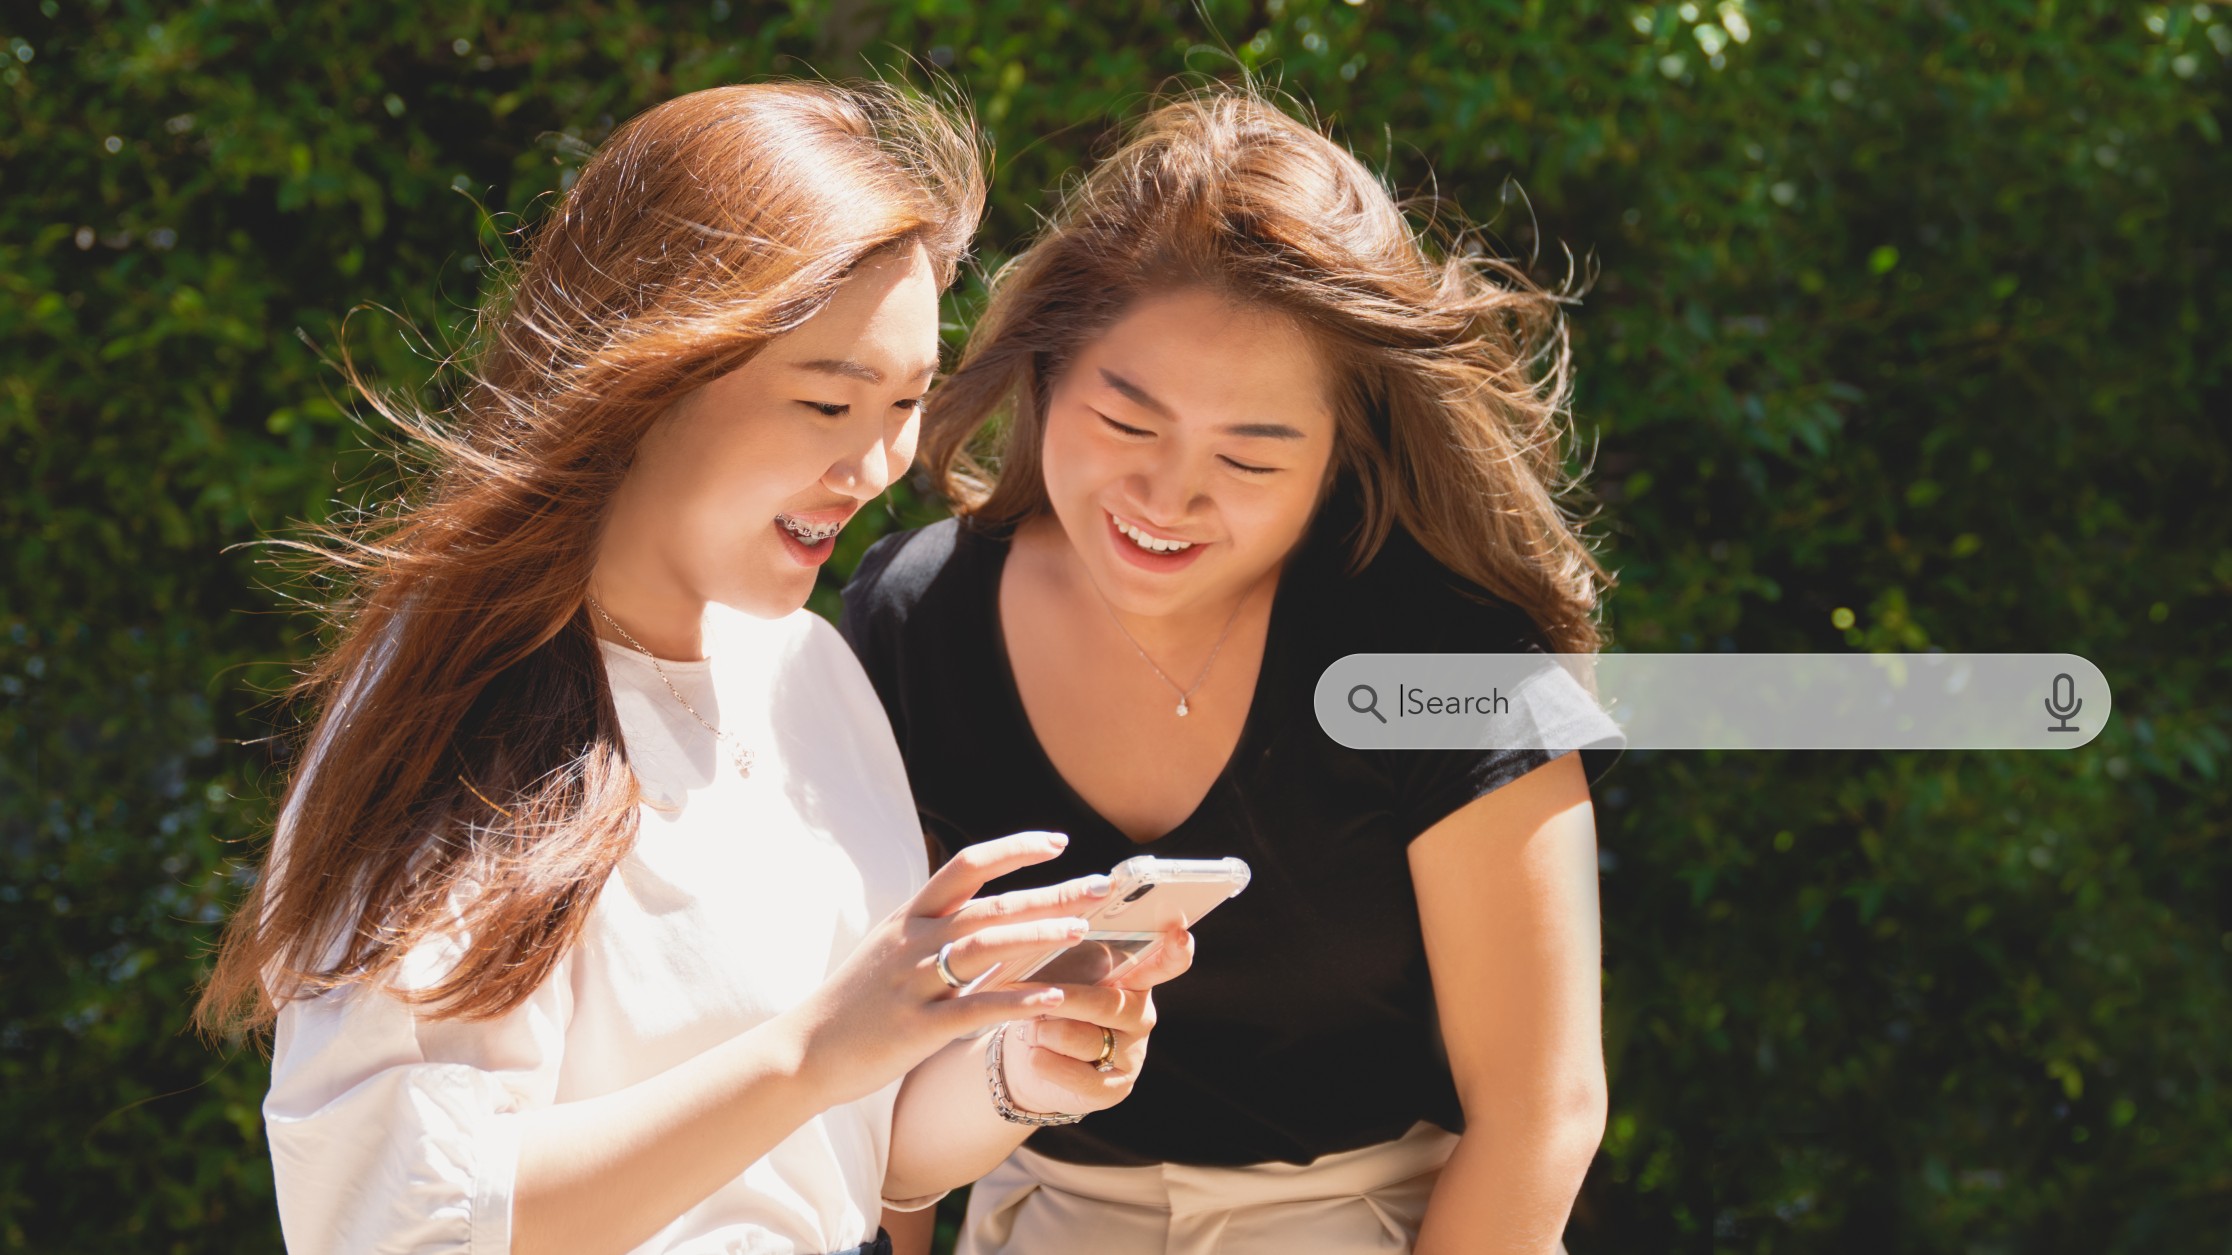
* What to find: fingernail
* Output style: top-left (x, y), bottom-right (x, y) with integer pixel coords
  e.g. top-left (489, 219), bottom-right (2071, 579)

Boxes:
top-left (1083, 875), bottom-right (1113, 895)
top-left (1031, 988), bottom-right (1065, 1007)
top-left (1064, 917), bottom-right (1090, 936)
top-left (1047, 833), bottom-right (1070, 849)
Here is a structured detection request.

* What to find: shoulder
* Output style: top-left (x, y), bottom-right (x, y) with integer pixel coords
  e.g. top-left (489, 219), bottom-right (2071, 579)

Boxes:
top-left (840, 517), bottom-right (1001, 659)
top-left (1308, 526), bottom-right (1552, 657)
top-left (732, 608), bottom-right (919, 785)
top-left (752, 614), bottom-right (929, 885)
top-left (791, 611), bottom-right (909, 752)
top-left (846, 518), bottom-right (967, 615)
top-left (718, 605), bottom-right (864, 690)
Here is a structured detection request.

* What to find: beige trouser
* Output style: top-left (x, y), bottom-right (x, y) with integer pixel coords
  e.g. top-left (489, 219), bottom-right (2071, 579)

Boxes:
top-left (957, 1121), bottom-right (1462, 1255)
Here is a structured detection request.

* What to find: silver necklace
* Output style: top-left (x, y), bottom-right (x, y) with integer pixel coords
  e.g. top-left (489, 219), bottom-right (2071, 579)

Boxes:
top-left (1094, 590), bottom-right (1247, 718)
top-left (586, 596), bottom-right (754, 779)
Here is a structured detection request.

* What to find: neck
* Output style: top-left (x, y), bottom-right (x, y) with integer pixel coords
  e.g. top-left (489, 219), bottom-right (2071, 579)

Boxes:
top-left (1053, 538), bottom-right (1279, 662)
top-left (1101, 577), bottom-right (1266, 660)
top-left (587, 561), bottom-right (708, 662)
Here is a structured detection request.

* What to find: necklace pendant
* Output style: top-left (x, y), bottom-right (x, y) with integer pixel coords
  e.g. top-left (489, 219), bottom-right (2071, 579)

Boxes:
top-left (1176, 700), bottom-right (1189, 717)
top-left (731, 744), bottom-right (754, 779)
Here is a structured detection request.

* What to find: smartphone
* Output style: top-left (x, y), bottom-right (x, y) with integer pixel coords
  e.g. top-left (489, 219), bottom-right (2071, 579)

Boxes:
top-left (964, 855), bottom-right (1252, 993)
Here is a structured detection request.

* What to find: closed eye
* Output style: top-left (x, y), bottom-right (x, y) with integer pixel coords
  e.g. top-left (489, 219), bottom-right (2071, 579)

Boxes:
top-left (802, 401), bottom-right (849, 417)
top-left (1220, 455), bottom-right (1277, 475)
top-left (1099, 413), bottom-right (1152, 438)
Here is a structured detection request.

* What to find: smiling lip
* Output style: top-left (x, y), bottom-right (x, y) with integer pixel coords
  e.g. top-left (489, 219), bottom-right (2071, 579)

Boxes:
top-left (774, 506), bottom-right (855, 566)
top-left (1104, 509), bottom-right (1208, 573)
top-left (779, 503), bottom-right (856, 527)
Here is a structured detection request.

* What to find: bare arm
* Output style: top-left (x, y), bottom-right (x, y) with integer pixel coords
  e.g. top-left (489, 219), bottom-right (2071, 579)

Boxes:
top-left (881, 1029), bottom-right (1036, 1206)
top-left (881, 1202), bottom-right (938, 1255)
top-left (509, 834), bottom-right (1105, 1255)
top-left (1409, 753), bottom-right (1607, 1255)
top-left (511, 1015), bottom-right (829, 1255)
top-left (882, 929), bottom-right (1192, 1202)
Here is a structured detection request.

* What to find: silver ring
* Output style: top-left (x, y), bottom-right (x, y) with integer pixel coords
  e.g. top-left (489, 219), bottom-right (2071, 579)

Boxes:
top-left (935, 941), bottom-right (967, 990)
top-left (1093, 1026), bottom-right (1118, 1073)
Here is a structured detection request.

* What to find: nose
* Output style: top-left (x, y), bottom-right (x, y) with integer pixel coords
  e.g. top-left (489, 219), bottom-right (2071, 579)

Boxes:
top-left (1128, 442), bottom-right (1206, 524)
top-left (824, 410), bottom-right (919, 501)
top-left (824, 443), bottom-right (888, 501)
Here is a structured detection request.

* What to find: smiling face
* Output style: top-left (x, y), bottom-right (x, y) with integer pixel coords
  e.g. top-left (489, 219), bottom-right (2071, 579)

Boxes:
top-left (596, 242), bottom-right (941, 624)
top-left (1039, 287), bottom-right (1339, 618)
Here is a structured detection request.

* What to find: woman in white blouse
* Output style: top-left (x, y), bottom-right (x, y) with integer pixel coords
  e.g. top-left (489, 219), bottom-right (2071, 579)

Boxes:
top-left (195, 83), bottom-right (1185, 1255)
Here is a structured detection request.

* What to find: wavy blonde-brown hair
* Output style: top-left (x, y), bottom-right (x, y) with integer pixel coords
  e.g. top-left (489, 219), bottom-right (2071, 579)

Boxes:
top-left (922, 87), bottom-right (1607, 653)
top-left (198, 81), bottom-right (985, 1035)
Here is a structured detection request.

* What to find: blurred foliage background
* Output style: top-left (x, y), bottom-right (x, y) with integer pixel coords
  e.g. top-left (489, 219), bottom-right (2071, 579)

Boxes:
top-left (4, 0), bottom-right (2228, 1251)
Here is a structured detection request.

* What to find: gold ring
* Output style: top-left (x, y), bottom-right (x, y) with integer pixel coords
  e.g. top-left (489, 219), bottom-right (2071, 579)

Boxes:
top-left (1093, 1026), bottom-right (1118, 1073)
top-left (935, 941), bottom-right (967, 990)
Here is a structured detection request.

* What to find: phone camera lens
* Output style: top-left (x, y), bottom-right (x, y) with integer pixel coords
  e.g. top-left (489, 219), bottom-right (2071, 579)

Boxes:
top-left (1121, 884), bottom-right (1156, 903)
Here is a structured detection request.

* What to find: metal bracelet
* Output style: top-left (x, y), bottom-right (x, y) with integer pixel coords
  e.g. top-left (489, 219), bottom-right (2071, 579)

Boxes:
top-left (984, 1023), bottom-right (1087, 1127)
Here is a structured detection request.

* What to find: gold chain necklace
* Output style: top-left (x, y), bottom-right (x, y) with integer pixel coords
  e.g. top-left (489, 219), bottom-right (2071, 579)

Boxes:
top-left (1093, 589), bottom-right (1246, 718)
top-left (586, 596), bottom-right (754, 779)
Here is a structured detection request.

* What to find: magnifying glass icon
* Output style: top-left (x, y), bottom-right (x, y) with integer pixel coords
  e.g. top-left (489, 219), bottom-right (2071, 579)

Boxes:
top-left (1349, 684), bottom-right (1386, 724)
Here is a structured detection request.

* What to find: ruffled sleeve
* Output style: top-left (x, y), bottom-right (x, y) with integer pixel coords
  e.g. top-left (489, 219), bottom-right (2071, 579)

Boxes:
top-left (263, 921), bottom-right (573, 1255)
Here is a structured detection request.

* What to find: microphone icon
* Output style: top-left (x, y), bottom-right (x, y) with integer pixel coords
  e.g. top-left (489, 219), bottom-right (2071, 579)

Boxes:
top-left (2044, 673), bottom-right (2083, 733)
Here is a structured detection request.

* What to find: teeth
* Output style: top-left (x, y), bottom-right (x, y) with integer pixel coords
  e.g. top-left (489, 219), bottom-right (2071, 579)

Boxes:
top-left (1114, 516), bottom-right (1193, 554)
top-left (777, 514), bottom-right (843, 543)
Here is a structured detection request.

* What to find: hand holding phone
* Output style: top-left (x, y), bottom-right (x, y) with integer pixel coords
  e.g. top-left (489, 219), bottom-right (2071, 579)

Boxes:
top-left (965, 855), bottom-right (1250, 993)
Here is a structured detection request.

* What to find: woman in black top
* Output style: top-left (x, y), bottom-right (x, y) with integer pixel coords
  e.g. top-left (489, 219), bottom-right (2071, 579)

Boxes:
top-left (841, 88), bottom-right (1623, 1254)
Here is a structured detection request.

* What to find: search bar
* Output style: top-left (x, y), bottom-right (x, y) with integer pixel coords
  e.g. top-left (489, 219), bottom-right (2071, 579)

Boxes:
top-left (1314, 653), bottom-right (2112, 751)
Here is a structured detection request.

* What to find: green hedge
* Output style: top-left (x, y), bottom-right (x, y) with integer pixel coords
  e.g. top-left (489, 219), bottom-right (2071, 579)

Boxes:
top-left (3, 2), bottom-right (2226, 1250)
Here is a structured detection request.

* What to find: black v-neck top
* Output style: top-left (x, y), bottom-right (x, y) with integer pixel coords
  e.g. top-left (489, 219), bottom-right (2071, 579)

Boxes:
top-left (838, 507), bottom-right (1621, 1167)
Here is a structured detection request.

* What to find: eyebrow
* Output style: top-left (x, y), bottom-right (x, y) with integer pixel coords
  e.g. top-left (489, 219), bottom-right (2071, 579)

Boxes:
top-left (792, 357), bottom-right (939, 386)
top-left (1098, 368), bottom-right (1310, 440)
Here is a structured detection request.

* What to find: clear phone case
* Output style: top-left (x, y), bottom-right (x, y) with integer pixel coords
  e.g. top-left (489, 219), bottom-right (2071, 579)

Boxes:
top-left (966, 855), bottom-right (1251, 993)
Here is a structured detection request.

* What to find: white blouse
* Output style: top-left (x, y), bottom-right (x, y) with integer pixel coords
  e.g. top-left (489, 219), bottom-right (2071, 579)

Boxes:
top-left (264, 606), bottom-right (932, 1255)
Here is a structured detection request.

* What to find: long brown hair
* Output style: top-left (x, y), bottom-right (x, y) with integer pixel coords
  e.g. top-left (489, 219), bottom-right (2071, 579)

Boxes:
top-left (198, 81), bottom-right (985, 1035)
top-left (922, 87), bottom-right (1608, 653)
